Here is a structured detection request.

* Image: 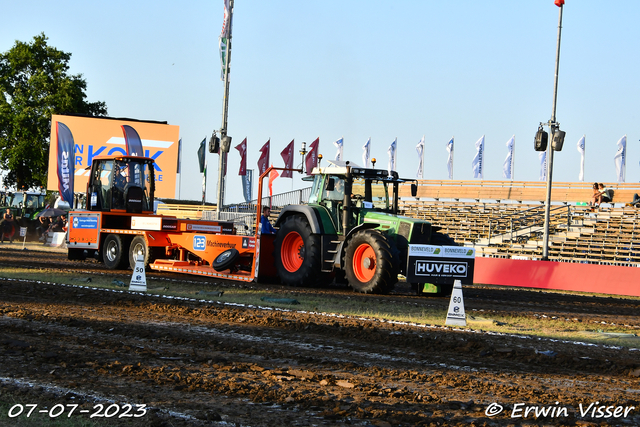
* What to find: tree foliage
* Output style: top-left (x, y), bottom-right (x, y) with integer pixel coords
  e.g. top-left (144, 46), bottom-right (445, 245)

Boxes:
top-left (0, 33), bottom-right (107, 190)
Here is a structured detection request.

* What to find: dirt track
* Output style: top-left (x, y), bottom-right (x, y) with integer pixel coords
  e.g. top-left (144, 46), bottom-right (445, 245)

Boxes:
top-left (1, 246), bottom-right (639, 426)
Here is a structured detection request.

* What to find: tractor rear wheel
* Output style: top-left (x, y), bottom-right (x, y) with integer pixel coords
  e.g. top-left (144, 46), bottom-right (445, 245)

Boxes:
top-left (344, 229), bottom-right (398, 294)
top-left (274, 215), bottom-right (323, 287)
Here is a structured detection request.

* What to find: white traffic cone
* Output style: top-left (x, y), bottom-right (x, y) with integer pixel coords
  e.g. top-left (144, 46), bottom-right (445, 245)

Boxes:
top-left (445, 280), bottom-right (466, 326)
top-left (129, 254), bottom-right (147, 292)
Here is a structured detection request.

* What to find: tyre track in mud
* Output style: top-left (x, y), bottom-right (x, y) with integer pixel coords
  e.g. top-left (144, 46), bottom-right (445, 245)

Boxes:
top-left (2, 247), bottom-right (639, 324)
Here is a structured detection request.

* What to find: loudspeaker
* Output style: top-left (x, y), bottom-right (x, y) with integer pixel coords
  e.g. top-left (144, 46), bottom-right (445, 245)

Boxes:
top-left (552, 130), bottom-right (566, 151)
top-left (221, 135), bottom-right (232, 153)
top-left (534, 128), bottom-right (548, 152)
top-left (209, 135), bottom-right (220, 153)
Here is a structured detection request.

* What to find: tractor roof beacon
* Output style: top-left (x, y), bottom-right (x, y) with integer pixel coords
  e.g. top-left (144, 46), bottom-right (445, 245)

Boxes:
top-left (273, 160), bottom-right (457, 295)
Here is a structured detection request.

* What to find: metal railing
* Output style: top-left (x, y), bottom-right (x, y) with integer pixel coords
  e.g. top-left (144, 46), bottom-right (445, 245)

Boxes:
top-left (202, 187), bottom-right (312, 235)
top-left (486, 204), bottom-right (572, 244)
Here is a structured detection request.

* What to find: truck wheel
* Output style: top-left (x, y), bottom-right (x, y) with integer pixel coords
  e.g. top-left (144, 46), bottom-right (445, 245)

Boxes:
top-left (103, 234), bottom-right (128, 270)
top-left (274, 215), bottom-right (323, 287)
top-left (212, 248), bottom-right (240, 272)
top-left (129, 235), bottom-right (155, 270)
top-left (345, 230), bottom-right (398, 294)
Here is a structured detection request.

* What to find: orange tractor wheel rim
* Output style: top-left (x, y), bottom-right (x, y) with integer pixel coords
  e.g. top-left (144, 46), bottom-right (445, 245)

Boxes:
top-left (353, 243), bottom-right (376, 282)
top-left (282, 231), bottom-right (304, 272)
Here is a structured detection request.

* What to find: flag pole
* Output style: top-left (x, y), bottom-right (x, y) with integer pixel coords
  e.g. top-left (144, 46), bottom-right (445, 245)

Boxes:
top-left (216, 0), bottom-right (234, 218)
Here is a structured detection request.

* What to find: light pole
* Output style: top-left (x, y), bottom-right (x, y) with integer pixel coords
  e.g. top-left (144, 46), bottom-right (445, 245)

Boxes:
top-left (540, 2), bottom-right (565, 260)
top-left (215, 0), bottom-right (234, 219)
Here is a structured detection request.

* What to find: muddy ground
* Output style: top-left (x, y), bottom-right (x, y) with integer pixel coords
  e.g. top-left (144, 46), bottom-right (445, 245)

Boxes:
top-left (0, 246), bottom-right (639, 426)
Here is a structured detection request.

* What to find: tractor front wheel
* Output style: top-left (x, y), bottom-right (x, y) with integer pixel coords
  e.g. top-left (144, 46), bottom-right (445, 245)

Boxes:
top-left (344, 230), bottom-right (398, 294)
top-left (274, 215), bottom-right (323, 287)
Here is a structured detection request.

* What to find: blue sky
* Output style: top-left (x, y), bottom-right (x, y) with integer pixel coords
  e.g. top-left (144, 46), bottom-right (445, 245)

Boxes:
top-left (2, 1), bottom-right (639, 203)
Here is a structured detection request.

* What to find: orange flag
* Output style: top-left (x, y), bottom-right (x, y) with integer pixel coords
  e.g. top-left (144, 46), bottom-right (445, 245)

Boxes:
top-left (268, 166), bottom-right (279, 197)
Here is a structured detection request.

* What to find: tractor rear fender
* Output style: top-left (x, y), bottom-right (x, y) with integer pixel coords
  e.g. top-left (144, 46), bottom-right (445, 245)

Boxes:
top-left (275, 205), bottom-right (324, 234)
top-left (334, 222), bottom-right (380, 269)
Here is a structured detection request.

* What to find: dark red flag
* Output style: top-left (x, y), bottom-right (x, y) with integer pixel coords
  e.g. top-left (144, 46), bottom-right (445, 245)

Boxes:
top-left (235, 138), bottom-right (247, 175)
top-left (280, 139), bottom-right (295, 178)
top-left (554, 0), bottom-right (564, 6)
top-left (257, 139), bottom-right (270, 175)
top-left (305, 138), bottom-right (319, 175)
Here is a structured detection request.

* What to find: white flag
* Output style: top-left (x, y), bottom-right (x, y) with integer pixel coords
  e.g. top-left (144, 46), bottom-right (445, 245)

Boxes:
top-left (577, 135), bottom-right (585, 182)
top-left (415, 136), bottom-right (425, 178)
top-left (614, 135), bottom-right (626, 183)
top-left (362, 138), bottom-right (371, 168)
top-left (334, 137), bottom-right (344, 161)
top-left (502, 135), bottom-right (515, 180)
top-left (539, 151), bottom-right (547, 181)
top-left (471, 135), bottom-right (485, 179)
top-left (446, 137), bottom-right (454, 179)
top-left (388, 138), bottom-right (397, 174)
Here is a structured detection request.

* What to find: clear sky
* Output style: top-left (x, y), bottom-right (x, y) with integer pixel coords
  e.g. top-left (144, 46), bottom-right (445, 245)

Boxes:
top-left (2, 1), bottom-right (639, 203)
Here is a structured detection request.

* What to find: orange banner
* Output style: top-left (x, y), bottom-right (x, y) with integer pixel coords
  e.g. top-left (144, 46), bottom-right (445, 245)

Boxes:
top-left (47, 115), bottom-right (179, 198)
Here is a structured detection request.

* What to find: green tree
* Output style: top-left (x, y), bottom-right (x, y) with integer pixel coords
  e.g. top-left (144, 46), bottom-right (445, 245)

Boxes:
top-left (0, 33), bottom-right (107, 190)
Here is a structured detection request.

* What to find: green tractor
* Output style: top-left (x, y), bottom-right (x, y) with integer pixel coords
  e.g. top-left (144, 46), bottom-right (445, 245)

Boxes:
top-left (0, 189), bottom-right (47, 237)
top-left (273, 161), bottom-right (458, 295)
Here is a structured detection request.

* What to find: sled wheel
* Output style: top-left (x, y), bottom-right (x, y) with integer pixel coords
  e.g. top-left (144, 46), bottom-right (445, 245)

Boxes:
top-left (345, 229), bottom-right (398, 294)
top-left (103, 234), bottom-right (129, 269)
top-left (274, 215), bottom-right (323, 287)
top-left (212, 248), bottom-right (240, 272)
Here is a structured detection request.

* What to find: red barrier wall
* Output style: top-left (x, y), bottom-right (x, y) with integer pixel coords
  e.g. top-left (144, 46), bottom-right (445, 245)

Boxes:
top-left (474, 257), bottom-right (640, 297)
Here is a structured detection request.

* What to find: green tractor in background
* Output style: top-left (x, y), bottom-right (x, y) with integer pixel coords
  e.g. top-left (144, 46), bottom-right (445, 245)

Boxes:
top-left (273, 161), bottom-right (457, 295)
top-left (0, 189), bottom-right (48, 237)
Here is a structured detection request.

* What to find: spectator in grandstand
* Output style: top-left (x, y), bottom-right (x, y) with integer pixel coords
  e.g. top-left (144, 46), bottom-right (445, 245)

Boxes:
top-left (598, 183), bottom-right (613, 204)
top-left (627, 193), bottom-right (640, 208)
top-left (260, 206), bottom-right (276, 234)
top-left (589, 182), bottom-right (601, 207)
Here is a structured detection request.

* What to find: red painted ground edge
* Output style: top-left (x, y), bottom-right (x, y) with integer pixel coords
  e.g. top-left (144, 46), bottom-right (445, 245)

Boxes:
top-left (474, 257), bottom-right (640, 297)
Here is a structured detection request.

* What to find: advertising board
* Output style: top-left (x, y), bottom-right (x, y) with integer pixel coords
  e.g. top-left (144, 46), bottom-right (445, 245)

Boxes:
top-left (47, 115), bottom-right (179, 198)
top-left (406, 245), bottom-right (475, 285)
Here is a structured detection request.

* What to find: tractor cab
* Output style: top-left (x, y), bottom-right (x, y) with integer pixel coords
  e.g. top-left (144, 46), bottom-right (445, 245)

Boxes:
top-left (86, 156), bottom-right (155, 213)
top-left (0, 189), bottom-right (46, 221)
top-left (308, 161), bottom-right (418, 235)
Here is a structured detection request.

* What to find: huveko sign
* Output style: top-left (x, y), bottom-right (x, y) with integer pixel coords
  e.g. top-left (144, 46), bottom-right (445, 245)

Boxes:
top-left (406, 245), bottom-right (475, 285)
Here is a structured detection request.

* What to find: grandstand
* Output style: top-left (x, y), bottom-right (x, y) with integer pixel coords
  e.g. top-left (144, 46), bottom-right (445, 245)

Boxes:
top-left (398, 179), bottom-right (640, 267)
